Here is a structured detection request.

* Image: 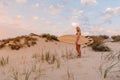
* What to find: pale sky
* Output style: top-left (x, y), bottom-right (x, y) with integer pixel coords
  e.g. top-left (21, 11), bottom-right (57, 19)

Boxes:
top-left (0, 0), bottom-right (120, 39)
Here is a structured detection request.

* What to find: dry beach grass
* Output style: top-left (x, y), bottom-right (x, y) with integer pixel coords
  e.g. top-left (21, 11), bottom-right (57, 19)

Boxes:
top-left (0, 33), bottom-right (120, 80)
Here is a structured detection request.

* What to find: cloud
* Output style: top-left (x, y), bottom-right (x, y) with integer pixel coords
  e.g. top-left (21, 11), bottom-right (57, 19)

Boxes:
top-left (32, 16), bottom-right (39, 21)
top-left (70, 9), bottom-right (84, 22)
top-left (10, 15), bottom-right (24, 26)
top-left (64, 25), bottom-right (120, 36)
top-left (71, 16), bottom-right (79, 21)
top-left (30, 3), bottom-right (46, 13)
top-left (106, 30), bottom-right (120, 35)
top-left (49, 5), bottom-right (64, 15)
top-left (64, 26), bottom-right (118, 36)
top-left (35, 3), bottom-right (40, 7)
top-left (80, 0), bottom-right (97, 5)
top-left (88, 27), bottom-right (120, 36)
top-left (0, 1), bottom-right (8, 9)
top-left (62, 23), bottom-right (82, 35)
top-left (82, 32), bottom-right (91, 36)
top-left (42, 20), bottom-right (58, 27)
top-left (71, 9), bottom-right (84, 15)
top-left (61, 0), bottom-right (69, 4)
top-left (0, 13), bottom-right (10, 23)
top-left (102, 7), bottom-right (120, 20)
top-left (16, 0), bottom-right (27, 4)
top-left (16, 15), bottom-right (24, 19)
top-left (0, 23), bottom-right (40, 39)
top-left (0, 14), bottom-right (24, 25)
top-left (72, 22), bottom-right (80, 27)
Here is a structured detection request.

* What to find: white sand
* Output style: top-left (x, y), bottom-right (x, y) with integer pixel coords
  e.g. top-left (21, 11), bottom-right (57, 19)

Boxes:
top-left (0, 37), bottom-right (120, 80)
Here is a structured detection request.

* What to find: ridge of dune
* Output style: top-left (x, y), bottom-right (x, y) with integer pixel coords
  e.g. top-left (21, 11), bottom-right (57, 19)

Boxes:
top-left (0, 34), bottom-right (120, 80)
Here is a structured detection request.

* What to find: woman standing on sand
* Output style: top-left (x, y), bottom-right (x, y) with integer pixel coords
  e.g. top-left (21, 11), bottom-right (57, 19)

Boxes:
top-left (75, 26), bottom-right (81, 58)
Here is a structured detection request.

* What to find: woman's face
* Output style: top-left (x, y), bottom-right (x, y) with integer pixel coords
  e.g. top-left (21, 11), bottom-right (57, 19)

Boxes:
top-left (76, 27), bottom-right (80, 32)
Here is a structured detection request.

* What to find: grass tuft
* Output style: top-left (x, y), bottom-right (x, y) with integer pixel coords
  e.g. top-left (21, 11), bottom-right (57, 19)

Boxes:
top-left (45, 51), bottom-right (51, 62)
top-left (41, 33), bottom-right (59, 41)
top-left (89, 35), bottom-right (111, 52)
top-left (111, 35), bottom-right (120, 42)
top-left (24, 70), bottom-right (32, 80)
top-left (11, 70), bottom-right (19, 80)
top-left (0, 56), bottom-right (9, 67)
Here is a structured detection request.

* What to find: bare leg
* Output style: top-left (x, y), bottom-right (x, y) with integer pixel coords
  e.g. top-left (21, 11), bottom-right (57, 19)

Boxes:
top-left (76, 44), bottom-right (81, 57)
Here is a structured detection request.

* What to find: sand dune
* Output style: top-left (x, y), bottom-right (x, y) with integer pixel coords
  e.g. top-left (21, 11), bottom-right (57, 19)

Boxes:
top-left (0, 35), bottom-right (120, 80)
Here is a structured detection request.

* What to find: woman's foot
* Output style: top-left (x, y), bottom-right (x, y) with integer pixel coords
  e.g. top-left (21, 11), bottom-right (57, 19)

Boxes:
top-left (77, 55), bottom-right (81, 58)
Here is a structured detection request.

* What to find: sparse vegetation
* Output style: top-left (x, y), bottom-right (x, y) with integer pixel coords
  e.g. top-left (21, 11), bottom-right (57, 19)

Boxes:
top-left (29, 33), bottom-right (40, 37)
top-left (32, 51), bottom-right (60, 68)
top-left (90, 35), bottom-right (107, 44)
top-left (1, 33), bottom-right (120, 80)
top-left (10, 62), bottom-right (46, 80)
top-left (45, 51), bottom-right (51, 62)
top-left (8, 44), bottom-right (22, 50)
top-left (11, 69), bottom-right (19, 80)
top-left (62, 48), bottom-right (77, 59)
top-left (92, 44), bottom-right (111, 52)
top-left (0, 33), bottom-right (59, 50)
top-left (66, 69), bottom-right (74, 80)
top-left (90, 35), bottom-right (111, 52)
top-left (56, 58), bottom-right (61, 68)
top-left (24, 70), bottom-right (32, 80)
top-left (41, 53), bottom-right (45, 63)
top-left (31, 64), bottom-right (37, 72)
top-left (41, 33), bottom-right (59, 41)
top-left (99, 51), bottom-right (120, 79)
top-left (99, 35), bottom-right (109, 39)
top-left (45, 51), bottom-right (59, 65)
top-left (111, 35), bottom-right (120, 42)
top-left (0, 56), bottom-right (9, 67)
top-left (65, 48), bottom-right (75, 80)
top-left (0, 35), bottom-right (37, 50)
top-left (0, 43), bottom-right (5, 49)
top-left (51, 54), bottom-right (56, 64)
top-left (31, 41), bottom-right (37, 46)
top-left (32, 53), bottom-right (40, 59)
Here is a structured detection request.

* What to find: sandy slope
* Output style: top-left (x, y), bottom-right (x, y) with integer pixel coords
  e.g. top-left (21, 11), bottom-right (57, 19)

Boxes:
top-left (0, 38), bottom-right (119, 80)
top-left (46, 47), bottom-right (102, 80)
